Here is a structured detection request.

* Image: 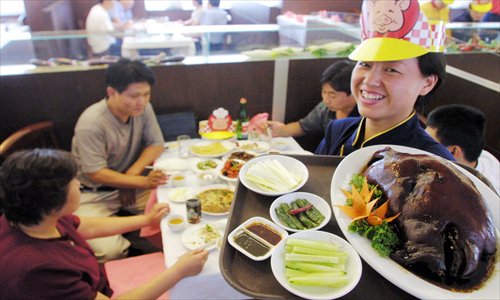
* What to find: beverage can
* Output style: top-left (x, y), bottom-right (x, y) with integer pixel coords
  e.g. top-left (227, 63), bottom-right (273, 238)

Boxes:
top-left (186, 198), bottom-right (202, 224)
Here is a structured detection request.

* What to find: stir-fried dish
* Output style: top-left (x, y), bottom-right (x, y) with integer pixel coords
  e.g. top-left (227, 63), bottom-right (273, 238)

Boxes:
top-left (197, 188), bottom-right (234, 213)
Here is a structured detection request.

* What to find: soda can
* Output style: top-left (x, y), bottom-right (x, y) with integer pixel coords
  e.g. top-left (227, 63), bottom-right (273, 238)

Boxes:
top-left (186, 198), bottom-right (202, 224)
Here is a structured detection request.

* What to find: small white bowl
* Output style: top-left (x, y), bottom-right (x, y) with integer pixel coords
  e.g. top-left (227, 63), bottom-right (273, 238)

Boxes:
top-left (197, 171), bottom-right (217, 185)
top-left (239, 155), bottom-right (309, 196)
top-left (167, 214), bottom-right (187, 232)
top-left (172, 173), bottom-right (186, 187)
top-left (269, 192), bottom-right (332, 232)
top-left (271, 138), bottom-right (289, 151)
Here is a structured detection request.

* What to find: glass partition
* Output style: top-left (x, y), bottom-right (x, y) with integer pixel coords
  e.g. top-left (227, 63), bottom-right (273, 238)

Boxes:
top-left (1, 10), bottom-right (498, 74)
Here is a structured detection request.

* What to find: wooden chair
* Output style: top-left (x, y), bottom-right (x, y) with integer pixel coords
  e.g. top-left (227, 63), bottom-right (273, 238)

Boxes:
top-left (0, 121), bottom-right (59, 163)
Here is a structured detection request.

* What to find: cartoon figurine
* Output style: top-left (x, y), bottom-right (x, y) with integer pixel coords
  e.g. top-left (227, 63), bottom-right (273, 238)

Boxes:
top-left (208, 108), bottom-right (232, 131)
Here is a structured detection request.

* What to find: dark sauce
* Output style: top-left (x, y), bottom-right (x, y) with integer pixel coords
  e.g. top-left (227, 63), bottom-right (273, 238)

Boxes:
top-left (234, 231), bottom-right (271, 257)
top-left (245, 222), bottom-right (282, 245)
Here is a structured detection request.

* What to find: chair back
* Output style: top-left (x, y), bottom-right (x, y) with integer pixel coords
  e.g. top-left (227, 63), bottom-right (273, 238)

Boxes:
top-left (0, 121), bottom-right (59, 163)
top-left (156, 111), bottom-right (199, 142)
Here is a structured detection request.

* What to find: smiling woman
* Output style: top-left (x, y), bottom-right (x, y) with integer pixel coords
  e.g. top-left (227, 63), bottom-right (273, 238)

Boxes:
top-left (315, 0), bottom-right (454, 161)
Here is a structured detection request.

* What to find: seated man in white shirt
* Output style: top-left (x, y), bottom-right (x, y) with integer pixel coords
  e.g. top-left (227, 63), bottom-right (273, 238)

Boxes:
top-left (86, 0), bottom-right (119, 56)
top-left (425, 104), bottom-right (499, 194)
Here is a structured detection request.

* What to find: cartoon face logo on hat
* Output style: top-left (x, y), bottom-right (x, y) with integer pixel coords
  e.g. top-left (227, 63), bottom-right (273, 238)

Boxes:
top-left (349, 0), bottom-right (447, 62)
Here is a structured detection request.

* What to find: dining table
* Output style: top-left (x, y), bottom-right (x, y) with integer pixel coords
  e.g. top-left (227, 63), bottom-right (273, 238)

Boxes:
top-left (154, 137), bottom-right (309, 299)
top-left (121, 19), bottom-right (196, 58)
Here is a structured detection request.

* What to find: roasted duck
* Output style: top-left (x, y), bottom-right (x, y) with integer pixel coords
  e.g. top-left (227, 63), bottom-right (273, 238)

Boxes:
top-left (363, 147), bottom-right (497, 289)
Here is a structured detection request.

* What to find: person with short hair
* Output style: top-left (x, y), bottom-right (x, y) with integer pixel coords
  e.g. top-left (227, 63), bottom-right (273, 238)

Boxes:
top-left (0, 149), bottom-right (208, 299)
top-left (86, 0), bottom-right (118, 56)
top-left (425, 104), bottom-right (499, 194)
top-left (72, 58), bottom-right (167, 262)
top-left (198, 0), bottom-right (229, 50)
top-left (183, 0), bottom-right (204, 26)
top-left (266, 60), bottom-right (358, 138)
top-left (315, 0), bottom-right (454, 161)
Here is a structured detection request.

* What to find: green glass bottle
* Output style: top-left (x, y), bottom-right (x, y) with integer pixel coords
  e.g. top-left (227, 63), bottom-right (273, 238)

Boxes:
top-left (236, 98), bottom-right (249, 140)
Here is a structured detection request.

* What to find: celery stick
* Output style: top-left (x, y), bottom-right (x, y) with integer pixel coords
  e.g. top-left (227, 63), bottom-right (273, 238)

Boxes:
top-left (286, 238), bottom-right (340, 252)
top-left (293, 271), bottom-right (346, 278)
top-left (285, 268), bottom-right (308, 277)
top-left (285, 253), bottom-right (339, 264)
top-left (286, 261), bottom-right (342, 273)
top-left (285, 261), bottom-right (346, 272)
top-left (288, 275), bottom-right (350, 287)
top-left (291, 246), bottom-right (344, 257)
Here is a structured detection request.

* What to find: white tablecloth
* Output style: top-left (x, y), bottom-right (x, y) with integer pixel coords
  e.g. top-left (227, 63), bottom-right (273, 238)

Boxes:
top-left (121, 34), bottom-right (196, 58)
top-left (155, 137), bottom-right (307, 299)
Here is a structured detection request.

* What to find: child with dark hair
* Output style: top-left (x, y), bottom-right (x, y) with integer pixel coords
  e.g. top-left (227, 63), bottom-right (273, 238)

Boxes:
top-left (426, 104), bottom-right (499, 194)
top-left (265, 60), bottom-right (359, 138)
top-left (0, 149), bottom-right (208, 299)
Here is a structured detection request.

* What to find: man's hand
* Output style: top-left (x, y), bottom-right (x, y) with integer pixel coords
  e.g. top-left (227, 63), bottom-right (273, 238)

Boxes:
top-left (144, 169), bottom-right (169, 189)
top-left (146, 203), bottom-right (170, 225)
top-left (265, 120), bottom-right (285, 137)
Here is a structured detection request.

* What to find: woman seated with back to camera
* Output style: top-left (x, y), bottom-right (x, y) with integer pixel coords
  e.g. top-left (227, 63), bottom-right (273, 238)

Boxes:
top-left (315, 0), bottom-right (454, 161)
top-left (0, 149), bottom-right (209, 300)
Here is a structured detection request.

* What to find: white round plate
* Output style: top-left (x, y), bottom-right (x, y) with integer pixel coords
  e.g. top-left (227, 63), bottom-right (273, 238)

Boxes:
top-left (181, 221), bottom-right (226, 251)
top-left (234, 140), bottom-right (270, 153)
top-left (167, 187), bottom-right (194, 203)
top-left (270, 230), bottom-right (362, 300)
top-left (190, 140), bottom-right (235, 158)
top-left (222, 150), bottom-right (259, 162)
top-left (269, 192), bottom-right (331, 232)
top-left (331, 144), bottom-right (500, 300)
top-left (189, 158), bottom-right (222, 173)
top-left (154, 158), bottom-right (187, 172)
top-left (217, 158), bottom-right (246, 183)
top-left (195, 184), bottom-right (235, 216)
top-left (239, 155), bottom-right (309, 196)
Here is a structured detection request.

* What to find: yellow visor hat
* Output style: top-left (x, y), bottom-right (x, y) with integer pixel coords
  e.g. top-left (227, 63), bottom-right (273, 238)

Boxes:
top-left (349, 0), bottom-right (447, 62)
top-left (443, 0), bottom-right (455, 5)
top-left (471, 0), bottom-right (493, 13)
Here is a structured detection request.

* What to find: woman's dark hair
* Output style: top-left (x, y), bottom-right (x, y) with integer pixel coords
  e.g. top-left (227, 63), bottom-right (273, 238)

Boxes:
top-left (320, 60), bottom-right (356, 95)
top-left (415, 52), bottom-right (446, 113)
top-left (0, 149), bottom-right (77, 226)
top-left (106, 58), bottom-right (156, 93)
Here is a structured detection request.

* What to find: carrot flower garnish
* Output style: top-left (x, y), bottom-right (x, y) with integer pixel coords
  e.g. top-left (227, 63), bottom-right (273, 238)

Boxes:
top-left (337, 178), bottom-right (400, 225)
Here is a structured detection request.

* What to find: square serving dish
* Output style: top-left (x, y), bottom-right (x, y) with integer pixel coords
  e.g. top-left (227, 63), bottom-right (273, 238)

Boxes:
top-left (227, 216), bottom-right (288, 261)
